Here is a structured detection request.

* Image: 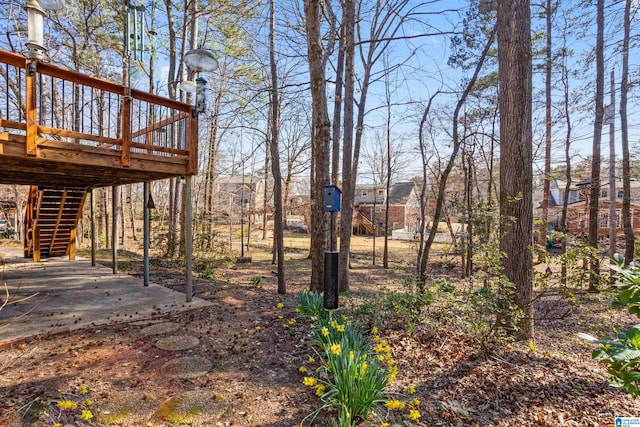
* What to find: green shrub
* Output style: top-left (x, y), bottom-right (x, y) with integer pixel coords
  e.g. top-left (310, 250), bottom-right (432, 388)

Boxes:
top-left (297, 293), bottom-right (391, 426)
top-left (581, 254), bottom-right (640, 397)
top-left (200, 268), bottom-right (214, 279)
top-left (317, 324), bottom-right (388, 425)
top-left (296, 290), bottom-right (329, 323)
top-left (434, 277), bottom-right (455, 293)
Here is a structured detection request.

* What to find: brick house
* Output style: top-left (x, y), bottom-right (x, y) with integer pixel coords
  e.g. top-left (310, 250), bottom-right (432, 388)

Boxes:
top-left (353, 181), bottom-right (421, 236)
top-left (547, 178), bottom-right (640, 239)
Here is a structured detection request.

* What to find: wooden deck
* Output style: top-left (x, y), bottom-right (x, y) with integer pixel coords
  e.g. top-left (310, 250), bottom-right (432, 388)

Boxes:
top-left (0, 50), bottom-right (198, 188)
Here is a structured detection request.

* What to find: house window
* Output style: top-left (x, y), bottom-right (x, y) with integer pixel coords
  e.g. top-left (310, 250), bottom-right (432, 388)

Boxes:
top-left (377, 189), bottom-right (384, 196)
top-left (361, 191), bottom-right (367, 197)
top-left (599, 212), bottom-right (609, 229)
top-left (600, 189), bottom-right (608, 198)
top-left (618, 190), bottom-right (624, 199)
top-left (375, 205), bottom-right (384, 213)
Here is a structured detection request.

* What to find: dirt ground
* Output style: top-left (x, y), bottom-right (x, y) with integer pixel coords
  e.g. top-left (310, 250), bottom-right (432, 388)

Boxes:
top-left (0, 237), bottom-right (638, 426)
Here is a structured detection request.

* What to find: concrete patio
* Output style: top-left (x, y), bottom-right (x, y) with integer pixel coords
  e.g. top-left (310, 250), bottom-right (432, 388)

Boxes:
top-left (0, 247), bottom-right (211, 345)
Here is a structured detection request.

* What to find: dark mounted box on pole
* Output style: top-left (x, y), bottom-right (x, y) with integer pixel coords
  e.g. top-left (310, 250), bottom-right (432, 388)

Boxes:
top-left (323, 185), bottom-right (341, 212)
top-left (324, 251), bottom-right (339, 309)
top-left (323, 185), bottom-right (341, 310)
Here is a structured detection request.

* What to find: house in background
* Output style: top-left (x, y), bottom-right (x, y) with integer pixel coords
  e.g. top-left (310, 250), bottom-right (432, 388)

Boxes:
top-left (545, 178), bottom-right (640, 239)
top-left (352, 181), bottom-right (421, 237)
top-left (213, 176), bottom-right (265, 224)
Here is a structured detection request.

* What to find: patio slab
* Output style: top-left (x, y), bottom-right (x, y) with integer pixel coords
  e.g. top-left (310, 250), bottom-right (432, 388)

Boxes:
top-left (0, 247), bottom-right (211, 345)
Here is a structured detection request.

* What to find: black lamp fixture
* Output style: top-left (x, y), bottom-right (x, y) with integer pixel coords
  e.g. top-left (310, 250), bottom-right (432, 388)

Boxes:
top-left (178, 47), bottom-right (218, 115)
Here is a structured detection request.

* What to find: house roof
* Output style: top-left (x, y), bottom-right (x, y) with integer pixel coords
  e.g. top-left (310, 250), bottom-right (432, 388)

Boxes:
top-left (388, 182), bottom-right (415, 205)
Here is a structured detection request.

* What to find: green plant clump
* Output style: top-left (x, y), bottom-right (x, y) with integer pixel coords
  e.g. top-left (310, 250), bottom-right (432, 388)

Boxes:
top-left (582, 254), bottom-right (640, 397)
top-left (296, 291), bottom-right (391, 426)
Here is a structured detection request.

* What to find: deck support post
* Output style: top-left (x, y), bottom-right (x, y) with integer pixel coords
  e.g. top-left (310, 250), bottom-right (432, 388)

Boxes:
top-left (33, 227), bottom-right (40, 262)
top-left (68, 227), bottom-right (76, 260)
top-left (144, 182), bottom-right (150, 286)
top-left (112, 185), bottom-right (118, 274)
top-left (90, 189), bottom-right (96, 266)
top-left (185, 175), bottom-right (193, 302)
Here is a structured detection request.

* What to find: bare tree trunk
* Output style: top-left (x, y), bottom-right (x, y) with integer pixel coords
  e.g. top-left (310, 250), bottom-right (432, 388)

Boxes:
top-left (338, 0), bottom-right (356, 292)
top-left (383, 66), bottom-right (392, 269)
top-left (330, 20), bottom-right (344, 253)
top-left (540, 0), bottom-right (553, 248)
top-left (497, 0), bottom-right (533, 340)
top-left (588, 0), bottom-right (604, 291)
top-left (129, 184), bottom-right (138, 242)
top-left (608, 70), bottom-right (616, 260)
top-left (621, 0), bottom-right (634, 265)
top-left (560, 27), bottom-right (572, 286)
top-left (416, 94), bottom-right (438, 278)
top-left (418, 28), bottom-right (495, 286)
top-left (101, 187), bottom-right (109, 249)
top-left (120, 186), bottom-right (126, 248)
top-left (465, 151), bottom-right (473, 278)
top-left (304, 0), bottom-right (331, 292)
top-left (262, 140), bottom-right (269, 241)
top-left (270, 0), bottom-right (286, 294)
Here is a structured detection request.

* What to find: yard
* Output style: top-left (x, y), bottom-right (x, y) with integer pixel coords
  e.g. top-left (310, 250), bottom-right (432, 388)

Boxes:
top-left (0, 234), bottom-right (637, 426)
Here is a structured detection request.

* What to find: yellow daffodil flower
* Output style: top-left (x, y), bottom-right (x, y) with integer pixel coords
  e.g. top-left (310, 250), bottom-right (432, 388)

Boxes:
top-left (408, 409), bottom-right (421, 420)
top-left (331, 344), bottom-right (341, 355)
top-left (80, 409), bottom-right (94, 421)
top-left (57, 400), bottom-right (77, 411)
top-left (384, 399), bottom-right (405, 410)
top-left (303, 377), bottom-right (317, 387)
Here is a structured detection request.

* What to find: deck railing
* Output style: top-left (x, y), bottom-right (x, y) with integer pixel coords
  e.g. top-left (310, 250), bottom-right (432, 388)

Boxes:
top-left (0, 50), bottom-right (198, 174)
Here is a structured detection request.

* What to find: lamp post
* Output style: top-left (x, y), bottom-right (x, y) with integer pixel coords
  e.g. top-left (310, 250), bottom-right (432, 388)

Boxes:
top-left (24, 0), bottom-right (65, 60)
top-left (180, 46), bottom-right (217, 301)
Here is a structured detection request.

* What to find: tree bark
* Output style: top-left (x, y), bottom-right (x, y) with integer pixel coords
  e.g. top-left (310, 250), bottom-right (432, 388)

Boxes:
top-left (338, 0), bottom-right (356, 292)
top-left (560, 27), bottom-right (572, 286)
top-left (540, 0), bottom-right (553, 248)
top-left (608, 70), bottom-right (616, 260)
top-left (620, 0), bottom-right (634, 265)
top-left (497, 0), bottom-right (534, 340)
top-left (304, 0), bottom-right (331, 292)
top-left (270, 0), bottom-right (286, 294)
top-left (588, 0), bottom-right (604, 290)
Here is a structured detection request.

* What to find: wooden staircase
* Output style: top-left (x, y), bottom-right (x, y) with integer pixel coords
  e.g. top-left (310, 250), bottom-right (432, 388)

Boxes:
top-left (353, 211), bottom-right (377, 236)
top-left (24, 186), bottom-right (87, 261)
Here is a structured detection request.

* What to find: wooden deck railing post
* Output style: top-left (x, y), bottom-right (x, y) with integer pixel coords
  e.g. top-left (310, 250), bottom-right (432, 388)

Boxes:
top-left (25, 60), bottom-right (38, 156)
top-left (121, 93), bottom-right (132, 167)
